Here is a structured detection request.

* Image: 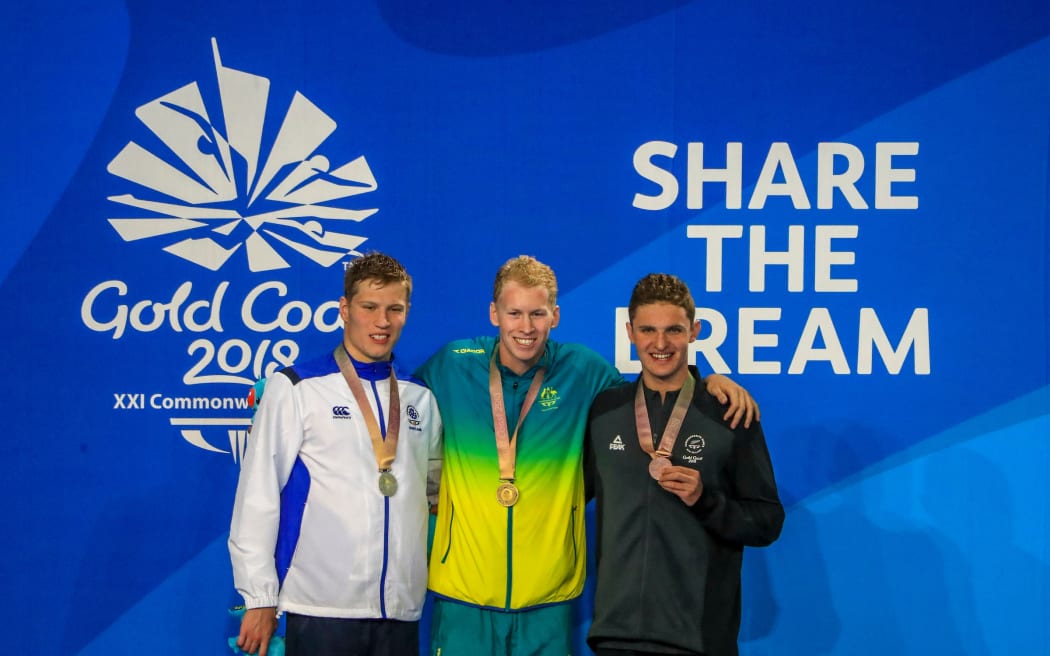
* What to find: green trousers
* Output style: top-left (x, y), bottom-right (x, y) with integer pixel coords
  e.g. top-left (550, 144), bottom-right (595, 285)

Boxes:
top-left (430, 597), bottom-right (574, 656)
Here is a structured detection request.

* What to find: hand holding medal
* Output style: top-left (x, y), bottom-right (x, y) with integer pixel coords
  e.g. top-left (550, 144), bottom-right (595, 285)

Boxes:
top-left (635, 373), bottom-right (697, 498)
top-left (648, 452), bottom-right (672, 479)
top-left (655, 466), bottom-right (704, 507)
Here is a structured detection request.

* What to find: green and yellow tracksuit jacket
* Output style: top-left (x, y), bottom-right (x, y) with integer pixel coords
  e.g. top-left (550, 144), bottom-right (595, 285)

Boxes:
top-left (416, 336), bottom-right (622, 610)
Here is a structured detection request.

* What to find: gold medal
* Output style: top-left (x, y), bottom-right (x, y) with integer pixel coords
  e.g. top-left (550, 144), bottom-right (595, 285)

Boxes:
top-left (489, 354), bottom-right (544, 511)
top-left (496, 481), bottom-right (520, 507)
top-left (378, 470), bottom-right (398, 497)
top-left (648, 456), bottom-right (671, 480)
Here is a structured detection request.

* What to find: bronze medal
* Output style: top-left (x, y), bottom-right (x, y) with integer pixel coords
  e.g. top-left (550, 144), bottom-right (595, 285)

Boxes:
top-left (378, 470), bottom-right (398, 497)
top-left (635, 374), bottom-right (695, 482)
top-left (496, 481), bottom-right (520, 507)
top-left (648, 456), bottom-right (671, 480)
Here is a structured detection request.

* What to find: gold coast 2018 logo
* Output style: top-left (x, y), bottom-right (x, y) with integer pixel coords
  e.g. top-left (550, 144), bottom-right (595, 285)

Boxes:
top-left (91, 39), bottom-right (368, 462)
top-left (106, 38), bottom-right (377, 272)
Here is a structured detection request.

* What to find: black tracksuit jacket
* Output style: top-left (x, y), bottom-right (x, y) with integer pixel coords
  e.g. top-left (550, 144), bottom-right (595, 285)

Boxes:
top-left (585, 370), bottom-right (784, 656)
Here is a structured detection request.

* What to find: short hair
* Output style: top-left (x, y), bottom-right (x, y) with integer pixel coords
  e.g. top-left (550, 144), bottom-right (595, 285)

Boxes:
top-left (628, 273), bottom-right (695, 321)
top-left (492, 255), bottom-right (558, 306)
top-left (343, 252), bottom-right (412, 302)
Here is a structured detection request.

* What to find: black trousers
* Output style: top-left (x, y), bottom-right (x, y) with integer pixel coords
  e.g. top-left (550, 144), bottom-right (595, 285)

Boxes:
top-left (285, 614), bottom-right (419, 656)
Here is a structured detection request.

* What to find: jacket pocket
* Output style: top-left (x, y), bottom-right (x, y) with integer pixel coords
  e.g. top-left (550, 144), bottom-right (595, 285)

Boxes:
top-left (568, 504), bottom-right (578, 565)
top-left (440, 501), bottom-right (455, 564)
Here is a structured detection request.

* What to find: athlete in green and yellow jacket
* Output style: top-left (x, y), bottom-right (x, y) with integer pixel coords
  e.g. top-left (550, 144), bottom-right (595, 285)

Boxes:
top-left (418, 335), bottom-right (620, 611)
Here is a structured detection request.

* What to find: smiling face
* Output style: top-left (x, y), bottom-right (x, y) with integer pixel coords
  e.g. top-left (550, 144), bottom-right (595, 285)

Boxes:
top-left (627, 301), bottom-right (699, 393)
top-left (490, 281), bottom-right (560, 375)
top-left (339, 278), bottom-right (409, 362)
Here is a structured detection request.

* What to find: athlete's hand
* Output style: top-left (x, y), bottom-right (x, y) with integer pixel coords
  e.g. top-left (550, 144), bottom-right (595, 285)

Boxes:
top-left (704, 374), bottom-right (759, 429)
top-left (659, 466), bottom-right (704, 506)
top-left (238, 607), bottom-right (278, 655)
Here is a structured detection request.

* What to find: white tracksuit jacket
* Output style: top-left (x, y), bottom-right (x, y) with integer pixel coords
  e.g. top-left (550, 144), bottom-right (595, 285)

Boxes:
top-left (229, 349), bottom-right (442, 620)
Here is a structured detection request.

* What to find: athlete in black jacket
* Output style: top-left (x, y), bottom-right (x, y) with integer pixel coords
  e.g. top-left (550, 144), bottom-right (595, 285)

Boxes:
top-left (585, 274), bottom-right (783, 656)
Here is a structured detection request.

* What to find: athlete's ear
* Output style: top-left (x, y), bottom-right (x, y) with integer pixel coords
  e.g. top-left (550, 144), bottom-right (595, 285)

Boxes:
top-left (551, 305), bottom-right (560, 328)
top-left (490, 301), bottom-right (499, 327)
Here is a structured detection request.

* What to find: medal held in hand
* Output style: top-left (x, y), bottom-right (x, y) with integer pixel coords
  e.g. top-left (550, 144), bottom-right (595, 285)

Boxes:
top-left (496, 480), bottom-right (520, 507)
top-left (648, 455), bottom-right (672, 480)
top-left (635, 374), bottom-right (695, 481)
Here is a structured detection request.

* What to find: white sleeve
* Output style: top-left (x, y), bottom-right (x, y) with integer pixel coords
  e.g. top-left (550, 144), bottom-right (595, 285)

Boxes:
top-left (426, 393), bottom-right (443, 508)
top-left (228, 372), bottom-right (304, 609)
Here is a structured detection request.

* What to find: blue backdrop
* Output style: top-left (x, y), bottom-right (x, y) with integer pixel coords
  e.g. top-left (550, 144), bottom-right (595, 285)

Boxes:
top-left (2, 1), bottom-right (1047, 653)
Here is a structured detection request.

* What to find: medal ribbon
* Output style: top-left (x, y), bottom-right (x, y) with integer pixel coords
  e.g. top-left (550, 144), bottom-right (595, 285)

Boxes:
top-left (334, 346), bottom-right (400, 472)
top-left (489, 351), bottom-right (545, 482)
top-left (634, 373), bottom-right (695, 461)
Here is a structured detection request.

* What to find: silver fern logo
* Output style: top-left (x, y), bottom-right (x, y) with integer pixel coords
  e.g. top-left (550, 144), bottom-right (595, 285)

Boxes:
top-left (106, 38), bottom-right (377, 272)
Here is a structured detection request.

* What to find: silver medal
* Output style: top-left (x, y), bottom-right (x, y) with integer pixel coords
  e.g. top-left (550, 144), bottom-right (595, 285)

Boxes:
top-left (378, 471), bottom-right (398, 497)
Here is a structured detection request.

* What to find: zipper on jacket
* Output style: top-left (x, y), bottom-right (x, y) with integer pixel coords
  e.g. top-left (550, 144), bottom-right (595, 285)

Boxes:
top-left (505, 506), bottom-right (514, 609)
top-left (380, 496), bottom-right (390, 618)
top-left (371, 378), bottom-right (390, 618)
top-left (500, 365), bottom-right (532, 609)
top-left (370, 378), bottom-right (388, 436)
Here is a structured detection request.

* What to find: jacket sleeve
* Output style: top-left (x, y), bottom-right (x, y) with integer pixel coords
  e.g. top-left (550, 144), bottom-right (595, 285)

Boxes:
top-left (228, 371), bottom-right (305, 608)
top-left (592, 351), bottom-right (628, 396)
top-left (583, 402), bottom-right (599, 503)
top-left (694, 419), bottom-right (785, 547)
top-left (426, 392), bottom-right (443, 508)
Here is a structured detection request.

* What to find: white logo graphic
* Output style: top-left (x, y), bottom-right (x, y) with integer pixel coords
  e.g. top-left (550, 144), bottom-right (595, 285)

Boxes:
top-left (609, 435), bottom-right (625, 451)
top-left (683, 434), bottom-right (705, 463)
top-left (173, 417), bottom-right (254, 463)
top-left (106, 38), bottom-right (377, 272)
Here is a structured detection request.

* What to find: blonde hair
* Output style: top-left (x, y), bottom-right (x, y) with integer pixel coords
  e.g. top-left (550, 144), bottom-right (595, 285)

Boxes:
top-left (492, 255), bottom-right (558, 305)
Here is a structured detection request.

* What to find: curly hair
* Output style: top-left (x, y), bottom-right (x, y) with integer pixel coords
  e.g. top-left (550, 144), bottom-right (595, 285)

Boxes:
top-left (492, 255), bottom-right (558, 306)
top-left (628, 273), bottom-right (695, 321)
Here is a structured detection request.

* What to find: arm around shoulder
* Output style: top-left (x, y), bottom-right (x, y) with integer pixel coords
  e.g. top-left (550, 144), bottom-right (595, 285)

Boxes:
top-left (702, 373), bottom-right (760, 429)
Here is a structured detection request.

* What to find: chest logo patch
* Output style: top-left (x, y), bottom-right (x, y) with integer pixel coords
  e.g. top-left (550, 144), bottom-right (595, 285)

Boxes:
top-left (538, 385), bottom-right (561, 411)
top-left (683, 434), bottom-right (705, 463)
top-left (407, 404), bottom-right (423, 431)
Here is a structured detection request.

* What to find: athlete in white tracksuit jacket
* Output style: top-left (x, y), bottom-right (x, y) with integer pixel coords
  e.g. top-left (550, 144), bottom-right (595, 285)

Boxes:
top-left (228, 253), bottom-right (442, 656)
